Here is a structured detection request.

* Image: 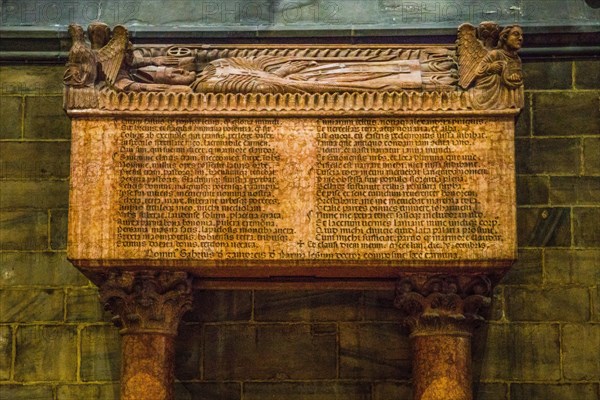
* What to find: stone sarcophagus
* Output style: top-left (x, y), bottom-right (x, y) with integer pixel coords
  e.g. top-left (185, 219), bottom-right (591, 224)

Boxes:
top-left (64, 21), bottom-right (524, 400)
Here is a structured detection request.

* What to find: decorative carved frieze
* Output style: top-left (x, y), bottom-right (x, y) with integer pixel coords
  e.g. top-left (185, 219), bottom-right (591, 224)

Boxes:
top-left (99, 270), bottom-right (193, 336)
top-left (394, 274), bottom-right (492, 334)
top-left (63, 21), bottom-right (523, 113)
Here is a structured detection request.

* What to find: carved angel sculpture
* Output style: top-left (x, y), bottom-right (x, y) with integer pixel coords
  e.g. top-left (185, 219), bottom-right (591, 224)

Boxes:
top-left (64, 22), bottom-right (129, 89)
top-left (457, 22), bottom-right (524, 110)
top-left (63, 24), bottom-right (97, 87)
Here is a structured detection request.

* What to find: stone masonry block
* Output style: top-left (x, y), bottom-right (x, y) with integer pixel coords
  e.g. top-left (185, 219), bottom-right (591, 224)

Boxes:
top-left (175, 323), bottom-right (202, 381)
top-left (545, 249), bottom-right (600, 285)
top-left (593, 286), bottom-right (599, 322)
top-left (550, 177), bottom-right (600, 205)
top-left (523, 60), bottom-right (572, 90)
top-left (583, 137), bottom-right (600, 174)
top-left (24, 96), bottom-right (70, 139)
top-left (517, 207), bottom-right (571, 247)
top-left (183, 290), bottom-right (252, 322)
top-left (0, 288), bottom-right (64, 322)
top-left (243, 383), bottom-right (372, 400)
top-left (0, 96), bottom-right (22, 139)
top-left (514, 93), bottom-right (530, 137)
top-left (14, 325), bottom-right (77, 381)
top-left (533, 92), bottom-right (599, 136)
top-left (203, 323), bottom-right (337, 380)
top-left (339, 323), bottom-right (411, 379)
top-left (56, 384), bottom-right (119, 400)
top-left (505, 287), bottom-right (589, 322)
top-left (0, 142), bottom-right (70, 180)
top-left (0, 66), bottom-right (65, 95)
top-left (254, 290), bottom-right (362, 321)
top-left (50, 209), bottom-right (68, 250)
top-left (0, 325), bottom-right (12, 380)
top-left (0, 211), bottom-right (48, 250)
top-left (474, 383), bottom-right (509, 400)
top-left (474, 323), bottom-right (561, 381)
top-left (516, 175), bottom-right (549, 205)
top-left (80, 325), bottom-right (121, 382)
top-left (575, 60), bottom-right (600, 89)
top-left (362, 290), bottom-right (404, 321)
top-left (501, 248), bottom-right (543, 285)
top-left (562, 323), bottom-right (600, 380)
top-left (66, 288), bottom-right (110, 322)
top-left (0, 385), bottom-right (54, 400)
top-left (511, 384), bottom-right (598, 400)
top-left (175, 383), bottom-right (241, 400)
top-left (574, 207), bottom-right (600, 247)
top-left (0, 181), bottom-right (69, 210)
top-left (0, 251), bottom-right (87, 287)
top-left (515, 138), bottom-right (580, 175)
top-left (373, 383), bottom-right (412, 400)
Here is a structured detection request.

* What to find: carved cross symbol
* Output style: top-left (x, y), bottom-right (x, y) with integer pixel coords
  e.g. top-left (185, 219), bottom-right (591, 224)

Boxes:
top-left (296, 241), bottom-right (305, 247)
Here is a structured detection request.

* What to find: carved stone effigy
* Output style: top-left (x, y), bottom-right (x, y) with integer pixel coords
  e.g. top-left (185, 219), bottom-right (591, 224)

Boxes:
top-left (64, 21), bottom-right (523, 400)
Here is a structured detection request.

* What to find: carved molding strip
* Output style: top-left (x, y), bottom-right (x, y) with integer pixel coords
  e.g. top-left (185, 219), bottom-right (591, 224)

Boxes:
top-left (85, 88), bottom-right (472, 113)
top-left (99, 270), bottom-right (193, 336)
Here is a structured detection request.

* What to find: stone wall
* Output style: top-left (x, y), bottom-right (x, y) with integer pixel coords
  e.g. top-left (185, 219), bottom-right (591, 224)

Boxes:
top-left (0, 58), bottom-right (598, 399)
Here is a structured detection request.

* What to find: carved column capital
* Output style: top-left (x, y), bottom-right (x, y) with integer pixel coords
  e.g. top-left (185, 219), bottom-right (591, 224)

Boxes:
top-left (394, 274), bottom-right (492, 335)
top-left (99, 270), bottom-right (193, 336)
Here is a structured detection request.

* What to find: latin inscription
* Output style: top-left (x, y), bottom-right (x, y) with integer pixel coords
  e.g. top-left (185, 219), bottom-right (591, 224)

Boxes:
top-left (100, 116), bottom-right (514, 263)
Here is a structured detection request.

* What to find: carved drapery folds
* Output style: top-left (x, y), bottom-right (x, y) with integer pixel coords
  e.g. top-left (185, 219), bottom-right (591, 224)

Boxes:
top-left (99, 270), bottom-right (193, 336)
top-left (394, 274), bottom-right (492, 335)
top-left (63, 21), bottom-right (522, 112)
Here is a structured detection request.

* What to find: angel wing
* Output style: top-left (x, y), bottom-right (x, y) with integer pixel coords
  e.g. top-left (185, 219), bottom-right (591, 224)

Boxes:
top-left (456, 23), bottom-right (489, 89)
top-left (96, 25), bottom-right (129, 86)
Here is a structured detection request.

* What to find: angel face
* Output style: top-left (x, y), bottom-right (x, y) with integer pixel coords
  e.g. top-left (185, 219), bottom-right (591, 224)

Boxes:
top-left (505, 27), bottom-right (523, 51)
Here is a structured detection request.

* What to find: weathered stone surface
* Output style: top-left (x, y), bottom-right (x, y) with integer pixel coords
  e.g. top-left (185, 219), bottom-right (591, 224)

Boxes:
top-left (501, 248), bottom-right (542, 285)
top-left (0, 66), bottom-right (65, 95)
top-left (517, 207), bottom-right (571, 247)
top-left (0, 211), bottom-right (48, 250)
top-left (203, 323), bottom-right (337, 380)
top-left (583, 137), bottom-right (600, 175)
top-left (184, 290), bottom-right (252, 322)
top-left (66, 288), bottom-right (109, 322)
top-left (56, 384), bottom-right (119, 400)
top-left (473, 323), bottom-right (561, 381)
top-left (243, 383), bottom-right (372, 400)
top-left (514, 93), bottom-right (531, 137)
top-left (575, 60), bottom-right (600, 89)
top-left (533, 92), bottom-right (599, 136)
top-left (523, 60), bottom-right (572, 90)
top-left (0, 142), bottom-right (70, 180)
top-left (545, 249), bottom-right (600, 284)
top-left (372, 382), bottom-right (412, 400)
top-left (0, 385), bottom-right (54, 400)
top-left (516, 138), bottom-right (580, 175)
top-left (176, 383), bottom-right (241, 400)
top-left (573, 207), bottom-right (600, 247)
top-left (593, 286), bottom-right (600, 323)
top-left (14, 325), bottom-right (77, 381)
top-left (516, 175), bottom-right (549, 205)
top-left (50, 209), bottom-right (68, 250)
top-left (0, 325), bottom-right (11, 380)
top-left (474, 383), bottom-right (509, 400)
top-left (550, 177), bottom-right (600, 205)
top-left (363, 290), bottom-right (403, 321)
top-left (23, 96), bottom-right (71, 139)
top-left (254, 290), bottom-right (362, 321)
top-left (80, 325), bottom-right (121, 382)
top-left (174, 323), bottom-right (202, 380)
top-left (0, 181), bottom-right (69, 210)
top-left (562, 324), bottom-right (600, 380)
top-left (0, 288), bottom-right (64, 322)
top-left (0, 251), bottom-right (87, 287)
top-left (511, 384), bottom-right (599, 400)
top-left (339, 323), bottom-right (410, 379)
top-left (0, 96), bottom-right (22, 139)
top-left (505, 287), bottom-right (590, 322)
